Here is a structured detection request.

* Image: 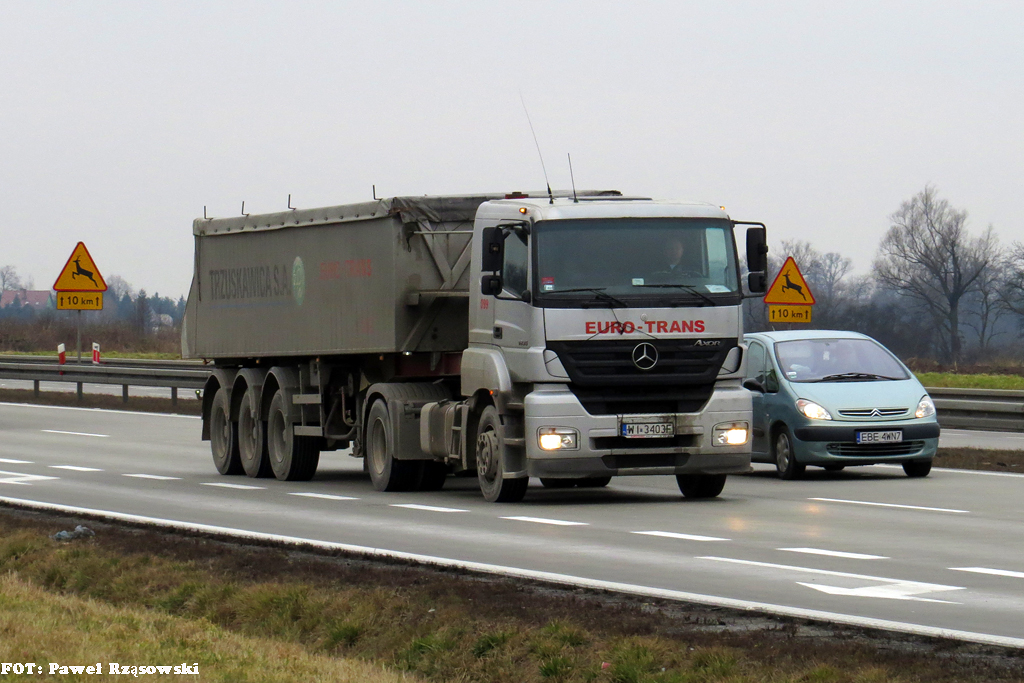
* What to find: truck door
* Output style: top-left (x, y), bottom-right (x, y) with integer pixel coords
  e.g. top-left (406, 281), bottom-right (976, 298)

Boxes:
top-left (492, 230), bottom-right (532, 359)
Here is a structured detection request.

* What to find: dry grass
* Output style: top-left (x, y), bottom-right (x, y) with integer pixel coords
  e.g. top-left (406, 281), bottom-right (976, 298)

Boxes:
top-left (0, 509), bottom-right (1021, 683)
top-left (935, 448), bottom-right (1024, 473)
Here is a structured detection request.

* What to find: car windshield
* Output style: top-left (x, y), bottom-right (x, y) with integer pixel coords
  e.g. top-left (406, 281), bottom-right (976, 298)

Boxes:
top-left (774, 338), bottom-right (910, 383)
top-left (534, 217), bottom-right (739, 304)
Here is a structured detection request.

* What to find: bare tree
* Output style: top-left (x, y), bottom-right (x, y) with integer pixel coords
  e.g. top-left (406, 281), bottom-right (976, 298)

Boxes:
top-left (962, 246), bottom-right (1009, 357)
top-left (873, 186), bottom-right (998, 363)
top-left (0, 265), bottom-right (22, 291)
top-left (105, 274), bottom-right (136, 301)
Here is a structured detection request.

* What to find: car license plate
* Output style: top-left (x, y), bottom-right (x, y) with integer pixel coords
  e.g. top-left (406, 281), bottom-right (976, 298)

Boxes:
top-left (856, 430), bottom-right (903, 444)
top-left (622, 421), bottom-right (674, 438)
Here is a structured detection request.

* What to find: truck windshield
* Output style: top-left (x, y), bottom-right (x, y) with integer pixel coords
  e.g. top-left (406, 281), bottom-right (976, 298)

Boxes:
top-left (774, 338), bottom-right (910, 383)
top-left (534, 217), bottom-right (740, 305)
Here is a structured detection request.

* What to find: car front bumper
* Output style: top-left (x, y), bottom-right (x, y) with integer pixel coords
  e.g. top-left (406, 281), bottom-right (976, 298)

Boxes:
top-left (790, 421), bottom-right (939, 466)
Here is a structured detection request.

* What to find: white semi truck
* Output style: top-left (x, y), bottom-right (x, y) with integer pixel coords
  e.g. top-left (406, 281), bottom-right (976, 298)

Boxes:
top-left (182, 190), bottom-right (769, 502)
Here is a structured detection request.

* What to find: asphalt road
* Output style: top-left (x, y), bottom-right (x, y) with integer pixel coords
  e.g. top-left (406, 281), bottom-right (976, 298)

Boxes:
top-left (3, 401), bottom-right (1024, 648)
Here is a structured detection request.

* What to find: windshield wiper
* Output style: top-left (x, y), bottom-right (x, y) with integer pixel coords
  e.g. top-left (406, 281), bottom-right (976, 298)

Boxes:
top-left (632, 283), bottom-right (715, 306)
top-left (813, 372), bottom-right (901, 382)
top-left (546, 287), bottom-right (627, 307)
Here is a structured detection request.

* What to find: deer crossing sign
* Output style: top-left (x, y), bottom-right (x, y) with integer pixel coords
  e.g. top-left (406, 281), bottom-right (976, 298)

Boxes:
top-left (54, 242), bottom-right (107, 310)
top-left (764, 256), bottom-right (814, 323)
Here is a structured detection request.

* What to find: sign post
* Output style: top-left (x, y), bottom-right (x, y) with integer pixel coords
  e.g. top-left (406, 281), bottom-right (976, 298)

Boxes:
top-left (763, 256), bottom-right (815, 324)
top-left (53, 242), bottom-right (107, 364)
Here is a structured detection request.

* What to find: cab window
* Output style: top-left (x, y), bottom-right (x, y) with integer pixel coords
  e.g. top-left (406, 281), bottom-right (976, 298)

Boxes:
top-left (502, 232), bottom-right (529, 298)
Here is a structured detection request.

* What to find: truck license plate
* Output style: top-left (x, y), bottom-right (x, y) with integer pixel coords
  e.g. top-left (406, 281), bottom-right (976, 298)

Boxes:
top-left (856, 430), bottom-right (903, 444)
top-left (622, 422), bottom-right (674, 438)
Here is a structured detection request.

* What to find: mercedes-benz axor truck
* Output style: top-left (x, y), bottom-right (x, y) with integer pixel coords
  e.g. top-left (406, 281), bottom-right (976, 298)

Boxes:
top-left (182, 190), bottom-right (769, 502)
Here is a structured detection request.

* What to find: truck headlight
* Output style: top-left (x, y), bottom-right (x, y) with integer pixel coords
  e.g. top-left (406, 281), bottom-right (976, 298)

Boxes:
top-left (915, 395), bottom-right (936, 419)
top-left (538, 427), bottom-right (579, 451)
top-left (713, 422), bottom-right (748, 446)
top-left (796, 399), bottom-right (832, 420)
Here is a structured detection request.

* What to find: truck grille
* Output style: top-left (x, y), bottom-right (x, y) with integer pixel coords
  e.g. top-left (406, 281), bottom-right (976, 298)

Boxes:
top-left (547, 338), bottom-right (737, 415)
top-left (826, 441), bottom-right (925, 457)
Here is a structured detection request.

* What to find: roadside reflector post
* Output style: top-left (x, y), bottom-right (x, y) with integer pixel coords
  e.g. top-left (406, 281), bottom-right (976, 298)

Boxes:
top-left (92, 342), bottom-right (100, 365)
top-left (77, 382), bottom-right (83, 402)
top-left (122, 385), bottom-right (129, 403)
top-left (33, 380), bottom-right (39, 398)
top-left (171, 387), bottom-right (178, 406)
top-left (57, 343), bottom-right (66, 365)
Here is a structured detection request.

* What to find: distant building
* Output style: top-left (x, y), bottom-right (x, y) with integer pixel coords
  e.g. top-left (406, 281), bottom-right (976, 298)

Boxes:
top-left (0, 290), bottom-right (54, 310)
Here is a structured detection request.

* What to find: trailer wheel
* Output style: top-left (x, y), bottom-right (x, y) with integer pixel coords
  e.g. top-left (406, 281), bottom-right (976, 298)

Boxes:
top-left (267, 390), bottom-right (320, 481)
top-left (238, 389), bottom-right (272, 478)
top-left (476, 406), bottom-right (528, 503)
top-left (366, 399), bottom-right (421, 491)
top-left (210, 387), bottom-right (242, 475)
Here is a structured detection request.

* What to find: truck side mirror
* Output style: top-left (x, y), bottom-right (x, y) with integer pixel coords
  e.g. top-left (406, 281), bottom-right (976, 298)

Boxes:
top-left (481, 227), bottom-right (504, 272)
top-left (746, 227), bottom-right (768, 273)
top-left (481, 275), bottom-right (503, 296)
top-left (748, 272), bottom-right (767, 294)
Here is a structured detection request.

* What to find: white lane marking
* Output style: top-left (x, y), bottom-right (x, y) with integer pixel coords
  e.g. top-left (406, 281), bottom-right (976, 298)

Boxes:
top-left (123, 474), bottom-right (182, 481)
top-left (779, 547), bottom-right (888, 560)
top-left (200, 482), bottom-right (265, 490)
top-left (1, 402), bottom-right (200, 419)
top-left (0, 470), bottom-right (59, 485)
top-left (0, 458), bottom-right (32, 464)
top-left (391, 503), bottom-right (468, 513)
top-left (950, 567), bottom-right (1024, 579)
top-left (42, 429), bottom-right (109, 438)
top-left (633, 531), bottom-right (729, 542)
top-left (700, 556), bottom-right (963, 603)
top-left (49, 465), bottom-right (103, 472)
top-left (809, 497), bottom-right (969, 514)
top-left (501, 516), bottom-right (588, 526)
top-left (289, 492), bottom-right (360, 501)
top-left (5, 496), bottom-right (1021, 650)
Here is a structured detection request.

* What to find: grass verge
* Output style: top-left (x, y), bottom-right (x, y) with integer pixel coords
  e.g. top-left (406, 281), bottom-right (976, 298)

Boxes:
top-left (0, 508), bottom-right (1022, 682)
top-left (935, 448), bottom-right (1024, 473)
top-left (916, 372), bottom-right (1024, 390)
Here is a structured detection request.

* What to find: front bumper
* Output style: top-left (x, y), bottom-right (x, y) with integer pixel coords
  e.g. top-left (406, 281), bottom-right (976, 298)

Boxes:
top-left (524, 383), bottom-right (752, 478)
top-left (791, 420), bottom-right (939, 466)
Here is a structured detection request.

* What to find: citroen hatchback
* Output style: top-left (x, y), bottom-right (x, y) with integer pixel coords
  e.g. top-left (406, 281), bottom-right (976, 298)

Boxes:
top-left (742, 331), bottom-right (939, 479)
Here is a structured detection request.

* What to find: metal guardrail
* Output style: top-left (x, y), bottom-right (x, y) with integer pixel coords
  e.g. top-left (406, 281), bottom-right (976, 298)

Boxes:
top-left (2, 355), bottom-right (1023, 429)
top-left (0, 355), bottom-right (209, 405)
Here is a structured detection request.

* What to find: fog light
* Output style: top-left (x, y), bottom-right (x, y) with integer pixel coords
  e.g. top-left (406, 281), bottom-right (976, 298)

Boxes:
top-left (713, 422), bottom-right (749, 446)
top-left (538, 427), bottom-right (579, 451)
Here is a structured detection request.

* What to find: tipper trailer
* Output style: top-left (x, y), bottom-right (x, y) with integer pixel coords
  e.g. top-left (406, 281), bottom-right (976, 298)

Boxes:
top-left (183, 190), bottom-right (769, 502)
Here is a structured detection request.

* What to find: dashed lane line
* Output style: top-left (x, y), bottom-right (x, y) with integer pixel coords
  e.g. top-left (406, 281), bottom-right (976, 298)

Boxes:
top-left (0, 458), bottom-right (32, 464)
top-left (200, 482), bottom-right (266, 490)
top-left (0, 470), bottom-right (59, 485)
top-left (390, 503), bottom-right (469, 513)
top-left (501, 516), bottom-right (588, 526)
top-left (950, 567), bottom-right (1024, 579)
top-left (809, 497), bottom-right (969, 514)
top-left (779, 547), bottom-right (888, 560)
top-left (41, 429), bottom-right (109, 438)
top-left (123, 474), bottom-right (182, 481)
top-left (632, 531), bottom-right (730, 542)
top-left (49, 465), bottom-right (103, 472)
top-left (288, 492), bottom-right (360, 501)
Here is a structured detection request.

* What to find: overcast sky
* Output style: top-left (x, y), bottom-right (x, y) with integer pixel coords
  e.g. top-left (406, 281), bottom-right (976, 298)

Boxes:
top-left (1, 1), bottom-right (1020, 298)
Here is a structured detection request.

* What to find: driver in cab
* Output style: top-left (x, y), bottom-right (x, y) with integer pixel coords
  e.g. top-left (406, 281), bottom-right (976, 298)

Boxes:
top-left (649, 236), bottom-right (692, 282)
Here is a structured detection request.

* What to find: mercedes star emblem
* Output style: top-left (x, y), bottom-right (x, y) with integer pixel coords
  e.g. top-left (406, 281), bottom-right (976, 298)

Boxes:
top-left (632, 342), bottom-right (659, 371)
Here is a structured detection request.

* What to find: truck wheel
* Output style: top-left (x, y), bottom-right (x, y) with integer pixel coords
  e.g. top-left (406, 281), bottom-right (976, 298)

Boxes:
top-left (418, 462), bottom-right (448, 491)
top-left (903, 459), bottom-right (932, 478)
top-left (267, 390), bottom-right (320, 481)
top-left (676, 474), bottom-right (727, 499)
top-left (540, 478), bottom-right (576, 488)
top-left (210, 387), bottom-right (242, 475)
top-left (238, 389), bottom-right (272, 478)
top-left (366, 399), bottom-right (421, 491)
top-left (774, 427), bottom-right (805, 480)
top-left (577, 476), bottom-right (612, 488)
top-left (476, 406), bottom-right (528, 503)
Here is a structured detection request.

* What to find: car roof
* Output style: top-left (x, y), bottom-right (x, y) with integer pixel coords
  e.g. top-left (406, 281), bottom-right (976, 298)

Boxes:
top-left (744, 329), bottom-right (874, 344)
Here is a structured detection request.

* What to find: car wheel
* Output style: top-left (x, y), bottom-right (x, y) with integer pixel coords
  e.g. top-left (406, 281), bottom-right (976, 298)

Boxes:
top-left (903, 460), bottom-right (932, 478)
top-left (774, 427), bottom-right (805, 480)
top-left (676, 474), bottom-right (727, 499)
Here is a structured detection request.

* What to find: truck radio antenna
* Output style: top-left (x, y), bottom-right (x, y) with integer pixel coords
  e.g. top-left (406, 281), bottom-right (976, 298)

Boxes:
top-left (567, 153), bottom-right (579, 203)
top-left (519, 92), bottom-right (554, 204)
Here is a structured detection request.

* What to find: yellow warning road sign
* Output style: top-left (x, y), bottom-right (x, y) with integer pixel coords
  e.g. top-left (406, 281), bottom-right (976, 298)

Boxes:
top-left (54, 242), bottom-right (107, 292)
top-left (768, 305), bottom-right (812, 323)
top-left (56, 292), bottom-right (104, 310)
top-left (764, 256), bottom-right (814, 305)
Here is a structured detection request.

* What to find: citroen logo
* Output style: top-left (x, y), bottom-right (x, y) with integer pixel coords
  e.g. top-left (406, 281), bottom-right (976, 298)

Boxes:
top-left (632, 342), bottom-right (659, 371)
top-left (870, 409), bottom-right (882, 417)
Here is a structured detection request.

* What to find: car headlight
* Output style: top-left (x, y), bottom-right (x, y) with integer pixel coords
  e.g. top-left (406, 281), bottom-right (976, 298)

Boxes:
top-left (538, 427), bottom-right (579, 451)
top-left (915, 395), bottom-right (936, 419)
top-left (796, 399), bottom-right (832, 420)
top-left (713, 422), bottom-right (749, 446)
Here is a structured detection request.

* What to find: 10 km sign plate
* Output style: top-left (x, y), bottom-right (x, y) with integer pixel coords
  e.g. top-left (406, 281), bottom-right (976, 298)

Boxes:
top-left (56, 292), bottom-right (103, 310)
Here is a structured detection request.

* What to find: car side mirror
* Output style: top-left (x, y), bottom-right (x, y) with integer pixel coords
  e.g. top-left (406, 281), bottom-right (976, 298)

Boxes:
top-left (764, 369), bottom-right (780, 393)
top-left (743, 378), bottom-right (766, 393)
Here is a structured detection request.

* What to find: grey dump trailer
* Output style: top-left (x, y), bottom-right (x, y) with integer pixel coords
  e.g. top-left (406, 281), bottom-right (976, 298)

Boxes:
top-left (183, 191), bottom-right (769, 502)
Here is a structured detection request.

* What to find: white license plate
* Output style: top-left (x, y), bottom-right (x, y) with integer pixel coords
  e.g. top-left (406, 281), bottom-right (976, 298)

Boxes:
top-left (622, 422), bottom-right (675, 438)
top-left (856, 430), bottom-right (903, 444)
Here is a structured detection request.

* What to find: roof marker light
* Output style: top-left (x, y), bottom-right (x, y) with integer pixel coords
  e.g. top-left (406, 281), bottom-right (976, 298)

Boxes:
top-left (519, 207), bottom-right (528, 214)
